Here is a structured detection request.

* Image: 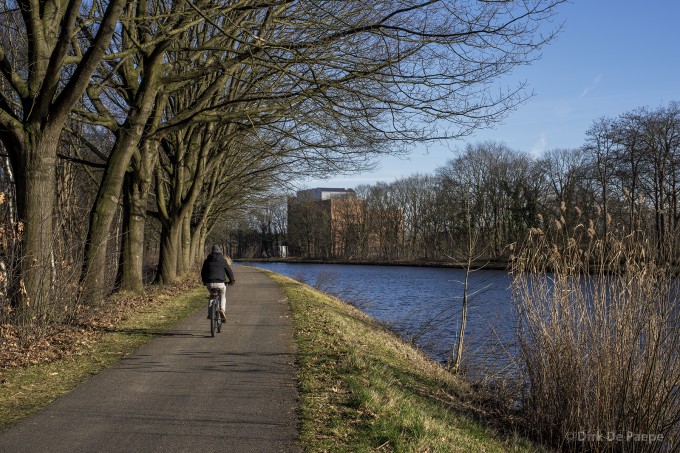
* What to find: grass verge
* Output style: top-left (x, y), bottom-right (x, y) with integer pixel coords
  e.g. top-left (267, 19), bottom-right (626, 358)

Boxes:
top-left (0, 284), bottom-right (205, 430)
top-left (267, 271), bottom-right (542, 452)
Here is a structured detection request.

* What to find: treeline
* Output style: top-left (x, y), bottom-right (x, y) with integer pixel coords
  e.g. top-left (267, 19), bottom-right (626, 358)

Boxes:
top-left (0, 2), bottom-right (565, 327)
top-left (244, 102), bottom-right (680, 264)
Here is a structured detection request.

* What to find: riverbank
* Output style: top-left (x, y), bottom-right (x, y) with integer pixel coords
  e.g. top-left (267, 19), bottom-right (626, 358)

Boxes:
top-left (267, 270), bottom-right (539, 451)
top-left (237, 256), bottom-right (510, 271)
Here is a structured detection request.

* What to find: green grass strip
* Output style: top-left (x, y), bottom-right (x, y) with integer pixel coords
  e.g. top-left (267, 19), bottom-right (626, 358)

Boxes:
top-left (0, 286), bottom-right (205, 430)
top-left (267, 271), bottom-right (541, 452)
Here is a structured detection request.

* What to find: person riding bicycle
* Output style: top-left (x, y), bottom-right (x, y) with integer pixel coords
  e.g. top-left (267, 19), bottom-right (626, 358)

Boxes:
top-left (201, 245), bottom-right (235, 322)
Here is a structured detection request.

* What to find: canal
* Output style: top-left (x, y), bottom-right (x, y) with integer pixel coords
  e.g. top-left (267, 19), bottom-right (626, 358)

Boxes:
top-left (241, 262), bottom-right (517, 372)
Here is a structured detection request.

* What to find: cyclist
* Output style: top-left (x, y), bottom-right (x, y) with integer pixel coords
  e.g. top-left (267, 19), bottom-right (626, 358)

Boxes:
top-left (200, 245), bottom-right (235, 322)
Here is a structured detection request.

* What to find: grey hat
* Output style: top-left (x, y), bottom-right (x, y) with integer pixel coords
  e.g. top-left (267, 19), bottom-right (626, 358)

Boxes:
top-left (211, 245), bottom-right (222, 254)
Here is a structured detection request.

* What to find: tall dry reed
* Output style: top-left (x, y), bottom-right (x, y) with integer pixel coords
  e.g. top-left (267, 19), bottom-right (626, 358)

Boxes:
top-left (512, 220), bottom-right (680, 452)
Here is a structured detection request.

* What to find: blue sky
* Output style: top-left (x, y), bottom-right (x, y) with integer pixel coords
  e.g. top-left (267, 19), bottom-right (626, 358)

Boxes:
top-left (300, 1), bottom-right (679, 189)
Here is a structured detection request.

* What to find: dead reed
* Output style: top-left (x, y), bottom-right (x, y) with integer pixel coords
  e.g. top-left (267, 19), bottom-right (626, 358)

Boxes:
top-left (511, 221), bottom-right (680, 452)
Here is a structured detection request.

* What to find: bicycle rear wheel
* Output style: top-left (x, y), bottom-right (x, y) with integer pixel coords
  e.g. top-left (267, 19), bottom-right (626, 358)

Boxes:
top-left (210, 297), bottom-right (217, 337)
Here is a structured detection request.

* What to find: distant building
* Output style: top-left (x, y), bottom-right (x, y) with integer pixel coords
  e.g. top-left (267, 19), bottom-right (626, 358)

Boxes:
top-left (287, 188), bottom-right (357, 258)
top-left (296, 187), bottom-right (356, 200)
top-left (287, 188), bottom-right (403, 259)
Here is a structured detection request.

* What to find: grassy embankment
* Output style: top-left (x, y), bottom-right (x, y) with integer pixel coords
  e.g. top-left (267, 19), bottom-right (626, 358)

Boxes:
top-left (267, 271), bottom-right (540, 452)
top-left (1, 271), bottom-right (541, 451)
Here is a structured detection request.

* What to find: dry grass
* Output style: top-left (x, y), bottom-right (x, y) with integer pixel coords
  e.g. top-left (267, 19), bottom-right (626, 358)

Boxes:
top-left (512, 222), bottom-right (680, 452)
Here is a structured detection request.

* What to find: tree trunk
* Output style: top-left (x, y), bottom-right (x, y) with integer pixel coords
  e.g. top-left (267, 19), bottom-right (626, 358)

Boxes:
top-left (81, 45), bottom-right (166, 301)
top-left (81, 115), bottom-right (157, 301)
top-left (15, 131), bottom-right (59, 320)
top-left (451, 270), bottom-right (469, 373)
top-left (190, 221), bottom-right (207, 267)
top-left (157, 221), bottom-right (182, 284)
top-left (116, 172), bottom-right (147, 293)
top-left (179, 214), bottom-right (192, 276)
top-left (451, 198), bottom-right (474, 373)
top-left (0, 0), bottom-right (127, 310)
top-left (116, 136), bottom-right (160, 292)
top-left (81, 148), bottom-right (131, 302)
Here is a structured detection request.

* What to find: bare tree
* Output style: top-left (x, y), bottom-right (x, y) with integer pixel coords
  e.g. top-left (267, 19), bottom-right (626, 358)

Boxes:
top-left (448, 193), bottom-right (489, 373)
top-left (79, 0), bottom-right (225, 297)
top-left (611, 110), bottom-right (652, 234)
top-left (638, 103), bottom-right (680, 258)
top-left (0, 0), bottom-right (126, 315)
top-left (165, 0), bottom-right (565, 271)
top-left (536, 147), bottom-right (590, 231)
top-left (583, 117), bottom-right (619, 240)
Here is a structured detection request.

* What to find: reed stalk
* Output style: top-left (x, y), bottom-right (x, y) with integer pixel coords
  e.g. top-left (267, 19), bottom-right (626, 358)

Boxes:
top-left (512, 220), bottom-right (680, 452)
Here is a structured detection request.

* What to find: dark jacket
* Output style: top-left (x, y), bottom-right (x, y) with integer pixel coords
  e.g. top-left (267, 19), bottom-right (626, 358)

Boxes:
top-left (201, 252), bottom-right (235, 284)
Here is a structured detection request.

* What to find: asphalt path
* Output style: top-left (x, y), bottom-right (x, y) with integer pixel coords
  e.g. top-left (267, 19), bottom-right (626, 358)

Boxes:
top-left (0, 266), bottom-right (301, 452)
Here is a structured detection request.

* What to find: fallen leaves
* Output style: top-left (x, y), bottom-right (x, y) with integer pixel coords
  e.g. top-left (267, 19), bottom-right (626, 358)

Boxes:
top-left (0, 323), bottom-right (99, 369)
top-left (0, 276), bottom-right (201, 370)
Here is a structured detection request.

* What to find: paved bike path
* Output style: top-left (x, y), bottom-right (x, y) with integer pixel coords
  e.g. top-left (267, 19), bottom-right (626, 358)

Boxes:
top-left (0, 266), bottom-right (301, 452)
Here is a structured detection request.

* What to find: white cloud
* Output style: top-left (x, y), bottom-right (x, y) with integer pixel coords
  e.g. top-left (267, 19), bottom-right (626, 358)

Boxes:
top-left (530, 133), bottom-right (548, 156)
top-left (578, 74), bottom-right (602, 98)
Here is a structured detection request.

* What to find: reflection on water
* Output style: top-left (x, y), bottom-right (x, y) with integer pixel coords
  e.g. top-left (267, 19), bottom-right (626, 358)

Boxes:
top-left (243, 262), bottom-right (518, 372)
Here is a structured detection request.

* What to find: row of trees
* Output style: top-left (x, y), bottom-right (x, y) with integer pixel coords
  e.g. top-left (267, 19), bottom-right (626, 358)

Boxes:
top-left (243, 102), bottom-right (680, 264)
top-left (0, 1), bottom-right (564, 325)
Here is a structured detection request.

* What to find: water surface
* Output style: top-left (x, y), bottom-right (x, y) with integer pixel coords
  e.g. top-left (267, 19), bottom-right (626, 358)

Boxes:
top-left (243, 262), bottom-right (517, 370)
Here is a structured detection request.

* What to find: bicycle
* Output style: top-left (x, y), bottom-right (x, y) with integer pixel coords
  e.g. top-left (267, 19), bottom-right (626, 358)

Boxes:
top-left (208, 288), bottom-right (222, 337)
